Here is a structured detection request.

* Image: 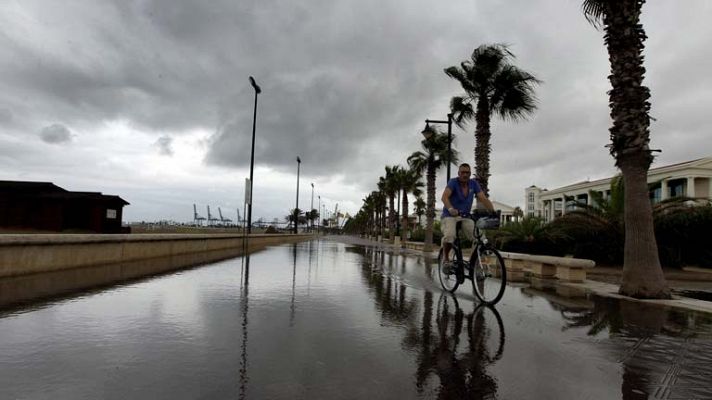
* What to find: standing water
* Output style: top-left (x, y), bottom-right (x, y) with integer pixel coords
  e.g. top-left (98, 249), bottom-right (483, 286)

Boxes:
top-left (1, 238), bottom-right (711, 399)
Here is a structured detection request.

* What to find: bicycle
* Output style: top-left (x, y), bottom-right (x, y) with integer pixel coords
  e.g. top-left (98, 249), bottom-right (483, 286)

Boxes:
top-left (437, 210), bottom-right (507, 305)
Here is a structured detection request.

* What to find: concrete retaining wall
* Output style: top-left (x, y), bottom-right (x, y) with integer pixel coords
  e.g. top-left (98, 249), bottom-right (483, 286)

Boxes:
top-left (0, 233), bottom-right (314, 308)
top-left (0, 233), bottom-right (313, 278)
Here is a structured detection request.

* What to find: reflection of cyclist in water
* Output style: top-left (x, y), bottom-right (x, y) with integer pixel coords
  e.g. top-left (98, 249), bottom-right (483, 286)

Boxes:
top-left (441, 163), bottom-right (496, 269)
top-left (415, 293), bottom-right (504, 399)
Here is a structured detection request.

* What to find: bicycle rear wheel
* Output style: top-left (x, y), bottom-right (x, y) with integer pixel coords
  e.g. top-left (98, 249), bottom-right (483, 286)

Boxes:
top-left (470, 246), bottom-right (506, 305)
top-left (438, 247), bottom-right (459, 292)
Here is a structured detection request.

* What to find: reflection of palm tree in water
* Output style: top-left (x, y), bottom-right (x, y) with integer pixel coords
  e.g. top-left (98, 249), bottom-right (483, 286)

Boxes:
top-left (559, 296), bottom-right (712, 399)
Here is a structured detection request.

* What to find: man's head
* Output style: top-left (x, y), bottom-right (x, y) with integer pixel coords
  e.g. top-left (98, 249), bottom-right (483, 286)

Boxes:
top-left (457, 163), bottom-right (471, 183)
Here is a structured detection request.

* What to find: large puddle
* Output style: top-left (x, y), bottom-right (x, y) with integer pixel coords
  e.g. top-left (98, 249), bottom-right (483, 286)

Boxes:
top-left (1, 237), bottom-right (711, 399)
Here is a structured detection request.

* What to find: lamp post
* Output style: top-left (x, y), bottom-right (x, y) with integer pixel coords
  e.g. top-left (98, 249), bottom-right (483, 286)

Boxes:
top-left (424, 113), bottom-right (453, 181)
top-left (310, 183), bottom-right (314, 232)
top-left (294, 156), bottom-right (301, 234)
top-left (247, 76), bottom-right (261, 234)
top-left (317, 195), bottom-right (321, 234)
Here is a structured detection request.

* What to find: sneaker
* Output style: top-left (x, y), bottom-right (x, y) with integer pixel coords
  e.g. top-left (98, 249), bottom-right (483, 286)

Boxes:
top-left (442, 260), bottom-right (455, 275)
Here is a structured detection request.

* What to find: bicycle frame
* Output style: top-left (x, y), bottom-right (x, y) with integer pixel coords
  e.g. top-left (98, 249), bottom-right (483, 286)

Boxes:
top-left (451, 218), bottom-right (489, 276)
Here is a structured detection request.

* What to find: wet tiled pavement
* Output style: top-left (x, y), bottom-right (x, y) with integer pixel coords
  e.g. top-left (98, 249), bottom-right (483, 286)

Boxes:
top-left (1, 237), bottom-right (711, 399)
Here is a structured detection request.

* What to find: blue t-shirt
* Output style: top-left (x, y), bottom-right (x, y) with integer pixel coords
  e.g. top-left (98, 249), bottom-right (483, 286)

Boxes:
top-left (442, 178), bottom-right (482, 217)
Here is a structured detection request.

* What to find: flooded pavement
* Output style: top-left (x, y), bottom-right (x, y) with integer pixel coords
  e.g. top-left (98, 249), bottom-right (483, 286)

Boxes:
top-left (1, 237), bottom-right (712, 399)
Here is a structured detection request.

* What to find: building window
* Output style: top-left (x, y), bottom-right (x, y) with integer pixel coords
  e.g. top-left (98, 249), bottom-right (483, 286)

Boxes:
top-left (528, 192), bottom-right (534, 202)
top-left (649, 186), bottom-right (661, 204)
top-left (669, 179), bottom-right (685, 198)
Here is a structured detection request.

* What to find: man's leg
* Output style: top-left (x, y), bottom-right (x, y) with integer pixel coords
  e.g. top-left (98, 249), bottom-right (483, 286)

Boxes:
top-left (461, 219), bottom-right (475, 244)
top-left (441, 217), bottom-right (456, 262)
top-left (443, 243), bottom-right (452, 261)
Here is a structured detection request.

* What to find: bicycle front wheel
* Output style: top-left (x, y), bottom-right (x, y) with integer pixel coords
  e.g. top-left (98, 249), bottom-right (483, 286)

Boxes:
top-left (470, 246), bottom-right (506, 305)
top-left (438, 248), bottom-right (459, 292)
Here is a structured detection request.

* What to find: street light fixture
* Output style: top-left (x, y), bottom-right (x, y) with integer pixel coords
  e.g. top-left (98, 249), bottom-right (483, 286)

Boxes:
top-left (294, 156), bottom-right (301, 234)
top-left (247, 76), bottom-right (262, 234)
top-left (423, 113), bottom-right (453, 181)
top-left (310, 183), bottom-right (314, 232)
top-left (317, 195), bottom-right (321, 235)
top-left (421, 124), bottom-right (436, 140)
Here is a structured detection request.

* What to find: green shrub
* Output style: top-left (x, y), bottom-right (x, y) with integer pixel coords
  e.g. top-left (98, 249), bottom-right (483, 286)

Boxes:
top-left (547, 212), bottom-right (623, 264)
top-left (655, 205), bottom-right (712, 268)
top-left (409, 222), bottom-right (443, 244)
top-left (494, 216), bottom-right (566, 256)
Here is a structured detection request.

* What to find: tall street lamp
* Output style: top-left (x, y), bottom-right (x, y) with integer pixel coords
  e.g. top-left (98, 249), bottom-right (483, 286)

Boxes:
top-left (247, 76), bottom-right (262, 234)
top-left (310, 183), bottom-right (314, 232)
top-left (423, 113), bottom-right (453, 181)
top-left (317, 195), bottom-right (321, 234)
top-left (294, 156), bottom-right (301, 234)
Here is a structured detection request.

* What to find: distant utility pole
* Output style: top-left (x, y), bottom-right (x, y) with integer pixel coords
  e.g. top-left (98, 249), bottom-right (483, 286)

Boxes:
top-left (294, 156), bottom-right (301, 234)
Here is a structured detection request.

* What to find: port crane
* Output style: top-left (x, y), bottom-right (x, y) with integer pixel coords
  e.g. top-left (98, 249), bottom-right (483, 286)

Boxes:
top-left (218, 207), bottom-right (232, 225)
top-left (193, 204), bottom-right (206, 226)
top-left (207, 205), bottom-right (220, 226)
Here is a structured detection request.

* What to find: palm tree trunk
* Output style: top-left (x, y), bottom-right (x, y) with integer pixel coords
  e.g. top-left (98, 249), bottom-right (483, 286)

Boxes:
top-left (388, 195), bottom-right (395, 237)
top-left (425, 160), bottom-right (436, 251)
top-left (604, 0), bottom-right (669, 298)
top-left (401, 190), bottom-right (409, 246)
top-left (618, 156), bottom-right (669, 297)
top-left (475, 98), bottom-right (491, 197)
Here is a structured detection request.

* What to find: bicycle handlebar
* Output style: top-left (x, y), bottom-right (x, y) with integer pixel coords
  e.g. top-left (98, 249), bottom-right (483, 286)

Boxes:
top-left (458, 210), bottom-right (500, 220)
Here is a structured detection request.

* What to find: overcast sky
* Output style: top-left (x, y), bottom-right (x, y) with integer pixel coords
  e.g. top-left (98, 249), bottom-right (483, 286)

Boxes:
top-left (1, 0), bottom-right (710, 224)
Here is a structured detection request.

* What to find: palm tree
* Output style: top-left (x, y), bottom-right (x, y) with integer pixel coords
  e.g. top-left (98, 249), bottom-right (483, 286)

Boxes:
top-left (512, 206), bottom-right (524, 222)
top-left (394, 167), bottom-right (423, 245)
top-left (383, 166), bottom-right (401, 237)
top-left (286, 208), bottom-right (304, 231)
top-left (414, 197), bottom-right (425, 226)
top-left (306, 209), bottom-right (319, 231)
top-left (360, 194), bottom-right (377, 236)
top-left (445, 44), bottom-right (540, 196)
top-left (408, 127), bottom-right (459, 250)
top-left (582, 0), bottom-right (669, 298)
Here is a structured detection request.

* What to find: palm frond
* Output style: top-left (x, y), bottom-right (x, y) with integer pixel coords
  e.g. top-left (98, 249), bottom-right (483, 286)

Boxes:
top-left (407, 151), bottom-right (428, 173)
top-left (491, 65), bottom-right (541, 121)
top-left (582, 0), bottom-right (606, 29)
top-left (444, 66), bottom-right (476, 93)
top-left (449, 96), bottom-right (474, 128)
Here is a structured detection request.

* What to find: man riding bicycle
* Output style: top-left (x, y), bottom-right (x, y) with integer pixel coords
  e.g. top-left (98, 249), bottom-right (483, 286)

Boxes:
top-left (441, 163), bottom-right (496, 270)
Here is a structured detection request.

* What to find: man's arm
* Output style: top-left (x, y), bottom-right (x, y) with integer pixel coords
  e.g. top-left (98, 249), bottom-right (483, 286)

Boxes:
top-left (441, 187), bottom-right (458, 216)
top-left (476, 191), bottom-right (496, 213)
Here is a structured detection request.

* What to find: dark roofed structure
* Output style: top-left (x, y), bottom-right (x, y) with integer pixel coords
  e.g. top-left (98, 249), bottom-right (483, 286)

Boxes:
top-left (0, 181), bottom-right (129, 233)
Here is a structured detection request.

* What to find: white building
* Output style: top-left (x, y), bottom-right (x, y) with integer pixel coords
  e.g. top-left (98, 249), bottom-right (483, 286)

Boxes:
top-left (526, 157), bottom-right (712, 222)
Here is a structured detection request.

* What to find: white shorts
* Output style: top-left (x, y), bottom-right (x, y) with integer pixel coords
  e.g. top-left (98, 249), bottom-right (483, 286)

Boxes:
top-left (441, 216), bottom-right (475, 244)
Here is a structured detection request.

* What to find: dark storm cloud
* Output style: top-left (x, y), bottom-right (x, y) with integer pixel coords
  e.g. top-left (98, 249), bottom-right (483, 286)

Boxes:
top-left (1, 0), bottom-right (711, 216)
top-left (155, 135), bottom-right (173, 156)
top-left (39, 124), bottom-right (73, 144)
top-left (1, 0), bottom-right (463, 179)
top-left (0, 108), bottom-right (12, 125)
